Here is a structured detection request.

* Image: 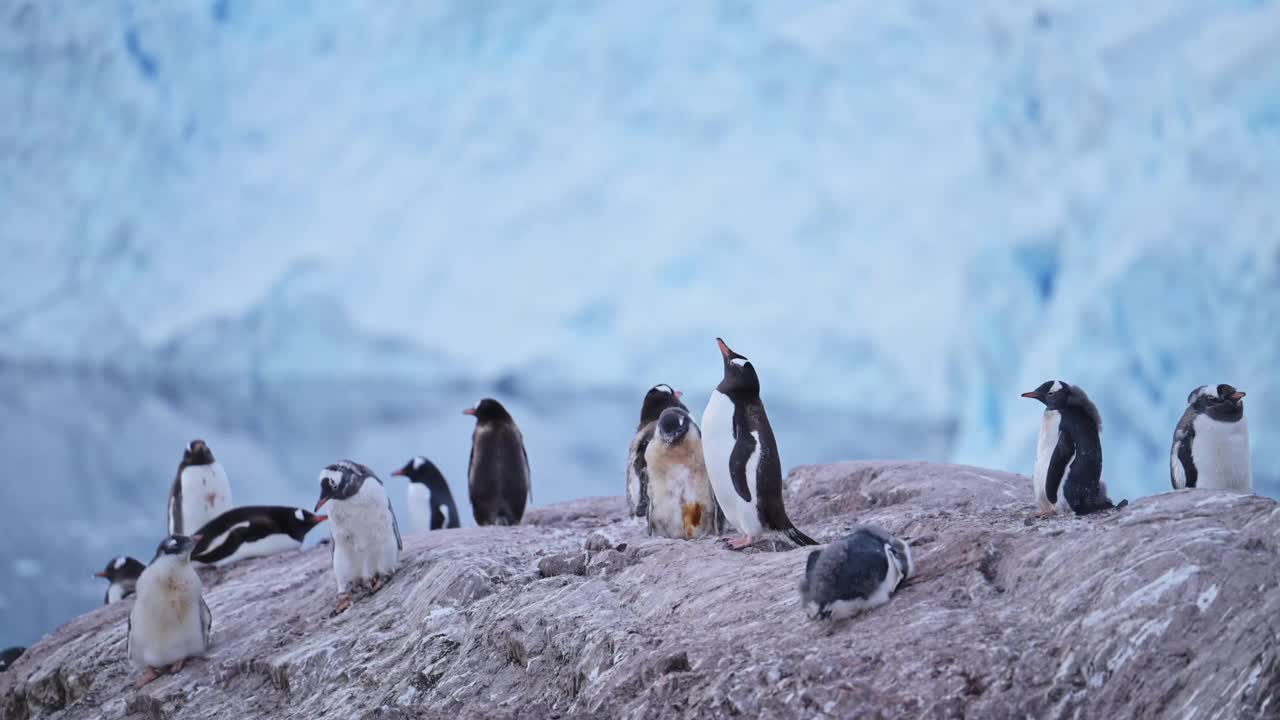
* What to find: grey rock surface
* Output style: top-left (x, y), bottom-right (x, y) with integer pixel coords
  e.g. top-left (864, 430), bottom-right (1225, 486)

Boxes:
top-left (3, 462), bottom-right (1277, 719)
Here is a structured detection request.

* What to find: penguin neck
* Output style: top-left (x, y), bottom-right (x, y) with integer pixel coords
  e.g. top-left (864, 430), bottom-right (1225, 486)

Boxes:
top-left (1204, 403), bottom-right (1244, 423)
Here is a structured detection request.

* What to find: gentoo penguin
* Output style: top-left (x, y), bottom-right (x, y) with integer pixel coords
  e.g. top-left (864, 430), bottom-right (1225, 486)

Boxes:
top-left (1171, 384), bottom-right (1252, 492)
top-left (127, 534), bottom-right (212, 688)
top-left (95, 555), bottom-right (145, 605)
top-left (1021, 380), bottom-right (1117, 516)
top-left (701, 338), bottom-right (818, 549)
top-left (464, 399), bottom-right (531, 526)
top-left (626, 384), bottom-right (688, 518)
top-left (315, 460), bottom-right (402, 614)
top-left (167, 439), bottom-right (233, 535)
top-left (799, 525), bottom-right (914, 620)
top-left (190, 506), bottom-right (328, 566)
top-left (392, 456), bottom-right (462, 531)
top-left (0, 646), bottom-right (24, 672)
top-left (644, 407), bottom-right (718, 539)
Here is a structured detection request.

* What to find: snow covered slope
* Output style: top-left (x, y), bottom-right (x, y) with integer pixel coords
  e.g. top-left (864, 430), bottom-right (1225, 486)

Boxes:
top-left (1, 1), bottom-right (1277, 498)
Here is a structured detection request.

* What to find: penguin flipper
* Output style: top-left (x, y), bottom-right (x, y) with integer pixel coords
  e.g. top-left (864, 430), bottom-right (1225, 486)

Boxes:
top-left (388, 499), bottom-right (403, 552)
top-left (200, 597), bottom-right (213, 649)
top-left (167, 474), bottom-right (183, 535)
top-left (1045, 431), bottom-right (1074, 506)
top-left (727, 431), bottom-right (756, 503)
top-left (523, 444), bottom-right (532, 504)
top-left (1174, 425), bottom-right (1198, 489)
top-left (632, 432), bottom-right (652, 517)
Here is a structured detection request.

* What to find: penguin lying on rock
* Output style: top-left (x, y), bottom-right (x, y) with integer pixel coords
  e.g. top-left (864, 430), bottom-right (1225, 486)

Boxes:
top-left (190, 506), bottom-right (328, 567)
top-left (800, 526), bottom-right (914, 620)
top-left (0, 646), bottom-right (24, 673)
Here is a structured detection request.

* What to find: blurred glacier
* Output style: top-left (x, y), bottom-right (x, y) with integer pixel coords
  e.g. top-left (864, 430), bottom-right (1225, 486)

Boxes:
top-left (1, 0), bottom-right (1279, 643)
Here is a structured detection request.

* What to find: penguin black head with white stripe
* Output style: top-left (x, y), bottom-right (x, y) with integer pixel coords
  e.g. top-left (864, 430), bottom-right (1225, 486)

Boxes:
top-left (1021, 380), bottom-right (1118, 516)
top-left (95, 555), bottom-right (146, 605)
top-left (1171, 384), bottom-right (1252, 492)
top-left (189, 506), bottom-right (328, 567)
top-left (700, 338), bottom-right (818, 550)
top-left (392, 456), bottom-right (462, 531)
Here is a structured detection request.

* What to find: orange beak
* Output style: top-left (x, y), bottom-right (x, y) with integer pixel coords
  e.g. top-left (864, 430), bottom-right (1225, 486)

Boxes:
top-left (1231, 391), bottom-right (1247, 401)
top-left (94, 571), bottom-right (108, 578)
top-left (1021, 391), bottom-right (1041, 400)
top-left (314, 497), bottom-right (329, 512)
top-left (391, 469), bottom-right (406, 477)
top-left (674, 390), bottom-right (683, 399)
top-left (190, 534), bottom-right (203, 544)
top-left (463, 408), bottom-right (476, 416)
top-left (716, 337), bottom-right (731, 357)
top-left (313, 515), bottom-right (328, 524)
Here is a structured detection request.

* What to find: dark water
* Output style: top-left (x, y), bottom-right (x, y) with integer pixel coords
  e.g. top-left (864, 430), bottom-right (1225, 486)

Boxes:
top-left (0, 369), bottom-right (952, 647)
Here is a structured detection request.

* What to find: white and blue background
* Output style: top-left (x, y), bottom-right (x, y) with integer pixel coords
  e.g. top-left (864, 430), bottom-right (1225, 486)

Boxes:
top-left (1, 1), bottom-right (1277, 647)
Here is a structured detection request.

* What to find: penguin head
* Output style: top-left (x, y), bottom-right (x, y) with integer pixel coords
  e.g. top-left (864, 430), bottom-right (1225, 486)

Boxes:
top-left (287, 507), bottom-right (328, 537)
top-left (182, 439), bottom-right (216, 467)
top-left (1020, 380), bottom-right (1070, 409)
top-left (94, 555), bottom-right (144, 582)
top-left (1189, 384), bottom-right (1246, 421)
top-left (315, 460), bottom-right (375, 511)
top-left (715, 338), bottom-right (761, 397)
top-left (463, 398), bottom-right (514, 425)
top-left (391, 456), bottom-right (448, 491)
top-left (151, 534), bottom-right (200, 563)
top-left (638, 384), bottom-right (687, 427)
top-left (656, 407), bottom-right (697, 445)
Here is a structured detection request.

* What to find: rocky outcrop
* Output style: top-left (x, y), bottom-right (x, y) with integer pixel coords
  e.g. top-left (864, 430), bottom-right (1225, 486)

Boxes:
top-left (3, 462), bottom-right (1278, 719)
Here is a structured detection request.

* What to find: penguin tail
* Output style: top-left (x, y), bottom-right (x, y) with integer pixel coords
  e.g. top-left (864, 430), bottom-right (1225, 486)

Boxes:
top-left (785, 525), bottom-right (820, 547)
top-left (1115, 498), bottom-right (1129, 510)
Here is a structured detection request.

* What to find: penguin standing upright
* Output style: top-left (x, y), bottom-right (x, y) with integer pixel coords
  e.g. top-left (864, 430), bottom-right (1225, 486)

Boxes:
top-left (464, 399), bottom-right (531, 526)
top-left (190, 506), bottom-right (328, 566)
top-left (644, 407), bottom-right (718, 540)
top-left (1171, 384), bottom-right (1252, 492)
top-left (95, 556), bottom-right (146, 605)
top-left (167, 440), bottom-right (233, 535)
top-left (392, 456), bottom-right (462, 531)
top-left (315, 460), bottom-right (401, 615)
top-left (127, 534), bottom-right (212, 688)
top-left (626, 384), bottom-right (688, 518)
top-left (799, 525), bottom-right (914, 620)
top-left (1021, 380), bottom-right (1117, 516)
top-left (701, 338), bottom-right (818, 549)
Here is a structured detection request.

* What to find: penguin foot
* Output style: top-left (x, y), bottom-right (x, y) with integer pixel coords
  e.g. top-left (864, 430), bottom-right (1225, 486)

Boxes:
top-left (332, 593), bottom-right (354, 616)
top-left (1032, 509), bottom-right (1055, 519)
top-left (725, 535), bottom-right (755, 551)
top-left (369, 575), bottom-right (388, 593)
top-left (135, 668), bottom-right (162, 689)
top-left (168, 659), bottom-right (186, 674)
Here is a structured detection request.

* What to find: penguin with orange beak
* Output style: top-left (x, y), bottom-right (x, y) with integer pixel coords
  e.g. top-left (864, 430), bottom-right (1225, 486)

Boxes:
top-left (626, 384), bottom-right (688, 518)
top-left (463, 398), bottom-right (531, 526)
top-left (1171, 384), bottom-right (1252, 492)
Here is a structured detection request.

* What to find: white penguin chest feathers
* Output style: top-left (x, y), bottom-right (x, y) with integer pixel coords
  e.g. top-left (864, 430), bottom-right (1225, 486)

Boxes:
top-left (329, 482), bottom-right (399, 591)
top-left (1191, 415), bottom-right (1251, 491)
top-left (407, 483), bottom-right (434, 532)
top-left (177, 462), bottom-right (233, 532)
top-left (701, 390), bottom-right (762, 536)
top-left (1032, 410), bottom-right (1063, 512)
top-left (129, 561), bottom-right (208, 668)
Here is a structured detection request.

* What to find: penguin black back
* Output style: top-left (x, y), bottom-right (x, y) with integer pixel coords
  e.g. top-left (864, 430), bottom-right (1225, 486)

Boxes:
top-left (465, 398), bottom-right (531, 526)
top-left (1022, 380), bottom-right (1112, 514)
top-left (190, 506), bottom-right (327, 565)
top-left (0, 646), bottom-right (24, 673)
top-left (637, 384), bottom-right (688, 431)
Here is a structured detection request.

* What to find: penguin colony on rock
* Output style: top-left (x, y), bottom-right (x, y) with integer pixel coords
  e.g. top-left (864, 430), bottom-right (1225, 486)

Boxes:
top-left (2, 339), bottom-right (1256, 687)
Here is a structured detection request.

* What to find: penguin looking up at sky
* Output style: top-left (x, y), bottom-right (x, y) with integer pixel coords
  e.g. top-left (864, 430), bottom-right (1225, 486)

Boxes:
top-left (1021, 380), bottom-right (1119, 516)
top-left (127, 534), bottom-right (212, 688)
top-left (392, 456), bottom-right (462, 531)
top-left (464, 399), bottom-right (531, 526)
top-left (190, 506), bottom-right (328, 566)
top-left (700, 338), bottom-right (819, 550)
top-left (167, 439), bottom-right (233, 536)
top-left (95, 555), bottom-right (146, 605)
top-left (799, 525), bottom-right (914, 620)
top-left (626, 384), bottom-right (688, 519)
top-left (315, 460), bottom-right (402, 615)
top-left (1171, 384), bottom-right (1252, 492)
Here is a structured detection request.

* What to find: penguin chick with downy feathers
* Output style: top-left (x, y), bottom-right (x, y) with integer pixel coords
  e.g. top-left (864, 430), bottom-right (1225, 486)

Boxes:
top-left (645, 407), bottom-right (718, 540)
top-left (1171, 384), bottom-right (1252, 492)
top-left (800, 525), bottom-right (914, 620)
top-left (127, 534), bottom-right (212, 688)
top-left (626, 384), bottom-right (687, 518)
top-left (315, 460), bottom-right (401, 615)
top-left (167, 439), bottom-right (233, 535)
top-left (464, 399), bottom-right (531, 526)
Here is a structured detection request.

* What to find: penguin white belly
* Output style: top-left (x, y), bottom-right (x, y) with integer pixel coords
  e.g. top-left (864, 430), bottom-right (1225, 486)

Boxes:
top-left (129, 567), bottom-right (207, 668)
top-left (179, 463), bottom-right (233, 533)
top-left (407, 483), bottom-right (432, 533)
top-left (214, 534), bottom-right (303, 567)
top-left (701, 391), bottom-right (762, 537)
top-left (1191, 416), bottom-right (1252, 491)
top-left (1031, 410), bottom-right (1061, 513)
top-left (329, 485), bottom-right (399, 591)
top-left (107, 583), bottom-right (128, 604)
